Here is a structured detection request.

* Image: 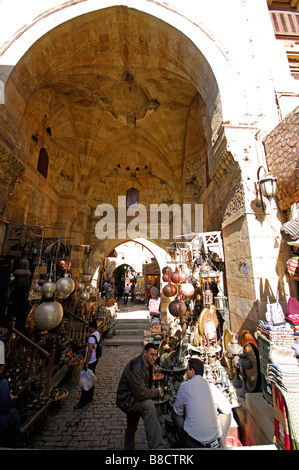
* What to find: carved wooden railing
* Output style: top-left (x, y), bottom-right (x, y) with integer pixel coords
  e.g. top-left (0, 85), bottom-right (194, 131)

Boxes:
top-left (6, 319), bottom-right (55, 397)
top-left (64, 309), bottom-right (89, 348)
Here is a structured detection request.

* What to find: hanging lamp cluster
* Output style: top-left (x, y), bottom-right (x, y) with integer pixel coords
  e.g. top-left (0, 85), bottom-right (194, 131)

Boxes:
top-left (162, 266), bottom-right (195, 318)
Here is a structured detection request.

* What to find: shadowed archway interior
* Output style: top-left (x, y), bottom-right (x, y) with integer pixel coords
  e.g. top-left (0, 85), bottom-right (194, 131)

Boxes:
top-left (3, 5), bottom-right (224, 263)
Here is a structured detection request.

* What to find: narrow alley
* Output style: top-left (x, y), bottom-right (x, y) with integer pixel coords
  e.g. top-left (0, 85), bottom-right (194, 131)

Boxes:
top-left (29, 304), bottom-right (149, 451)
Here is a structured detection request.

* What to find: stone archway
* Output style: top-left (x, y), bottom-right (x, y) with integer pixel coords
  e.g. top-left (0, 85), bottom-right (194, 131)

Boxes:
top-left (0, 3), bottom-right (290, 336)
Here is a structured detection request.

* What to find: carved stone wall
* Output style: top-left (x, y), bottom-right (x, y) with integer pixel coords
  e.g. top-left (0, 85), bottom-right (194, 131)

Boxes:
top-left (264, 106), bottom-right (299, 211)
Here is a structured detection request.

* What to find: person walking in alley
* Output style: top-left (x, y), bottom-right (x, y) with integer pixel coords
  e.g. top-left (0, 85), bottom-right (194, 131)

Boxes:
top-left (123, 283), bottom-right (130, 304)
top-left (130, 281), bottom-right (135, 302)
top-left (74, 320), bottom-right (100, 409)
top-left (171, 358), bottom-right (232, 448)
top-left (116, 343), bottom-right (164, 449)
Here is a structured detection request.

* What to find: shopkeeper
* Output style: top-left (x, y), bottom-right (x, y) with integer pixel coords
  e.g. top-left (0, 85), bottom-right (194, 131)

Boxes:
top-left (116, 343), bottom-right (164, 450)
top-left (172, 357), bottom-right (232, 448)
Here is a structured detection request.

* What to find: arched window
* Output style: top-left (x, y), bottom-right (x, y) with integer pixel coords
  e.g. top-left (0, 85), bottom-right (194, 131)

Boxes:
top-left (37, 147), bottom-right (49, 178)
top-left (126, 188), bottom-right (139, 208)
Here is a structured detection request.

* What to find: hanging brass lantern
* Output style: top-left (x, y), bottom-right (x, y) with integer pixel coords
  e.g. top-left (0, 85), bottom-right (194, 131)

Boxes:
top-left (203, 287), bottom-right (213, 306)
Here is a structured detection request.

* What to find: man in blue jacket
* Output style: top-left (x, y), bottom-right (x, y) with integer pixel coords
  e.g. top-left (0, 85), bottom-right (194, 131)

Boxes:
top-left (116, 343), bottom-right (164, 449)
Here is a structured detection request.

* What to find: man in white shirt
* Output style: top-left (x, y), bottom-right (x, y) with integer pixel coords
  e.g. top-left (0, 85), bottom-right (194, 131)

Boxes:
top-left (171, 358), bottom-right (232, 448)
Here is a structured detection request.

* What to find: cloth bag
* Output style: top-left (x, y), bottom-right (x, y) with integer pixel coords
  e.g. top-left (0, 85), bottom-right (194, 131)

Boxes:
top-left (79, 369), bottom-right (96, 391)
top-left (265, 302), bottom-right (285, 325)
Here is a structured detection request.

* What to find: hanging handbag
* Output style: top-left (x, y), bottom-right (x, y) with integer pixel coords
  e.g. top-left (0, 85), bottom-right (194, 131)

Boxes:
top-left (265, 302), bottom-right (285, 325)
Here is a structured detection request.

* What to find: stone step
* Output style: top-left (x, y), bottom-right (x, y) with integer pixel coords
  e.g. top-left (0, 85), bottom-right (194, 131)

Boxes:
top-left (104, 336), bottom-right (144, 347)
top-left (104, 313), bottom-right (150, 346)
top-left (115, 329), bottom-right (145, 336)
top-left (115, 321), bottom-right (150, 330)
top-left (114, 319), bottom-right (150, 336)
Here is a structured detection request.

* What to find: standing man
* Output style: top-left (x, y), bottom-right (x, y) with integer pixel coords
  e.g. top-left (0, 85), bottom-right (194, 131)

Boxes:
top-left (74, 320), bottom-right (100, 409)
top-left (130, 281), bottom-right (135, 302)
top-left (116, 343), bottom-right (164, 449)
top-left (172, 358), bottom-right (232, 448)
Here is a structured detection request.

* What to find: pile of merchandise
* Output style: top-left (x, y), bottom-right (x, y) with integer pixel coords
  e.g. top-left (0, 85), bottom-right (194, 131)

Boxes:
top-left (256, 300), bottom-right (299, 449)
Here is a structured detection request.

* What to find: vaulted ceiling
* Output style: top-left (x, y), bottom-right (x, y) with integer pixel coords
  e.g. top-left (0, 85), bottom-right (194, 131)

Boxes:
top-left (5, 6), bottom-right (220, 220)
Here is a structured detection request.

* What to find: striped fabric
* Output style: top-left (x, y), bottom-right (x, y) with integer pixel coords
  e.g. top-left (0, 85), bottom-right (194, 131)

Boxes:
top-left (281, 218), bottom-right (299, 242)
top-left (286, 256), bottom-right (299, 281)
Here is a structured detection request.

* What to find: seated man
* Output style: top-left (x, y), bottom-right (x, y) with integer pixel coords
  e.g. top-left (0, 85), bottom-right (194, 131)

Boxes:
top-left (116, 343), bottom-right (164, 450)
top-left (172, 357), bottom-right (232, 448)
top-left (0, 341), bottom-right (21, 448)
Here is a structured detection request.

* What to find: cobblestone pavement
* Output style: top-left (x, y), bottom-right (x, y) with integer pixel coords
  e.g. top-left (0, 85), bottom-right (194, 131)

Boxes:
top-left (30, 306), bottom-right (148, 450)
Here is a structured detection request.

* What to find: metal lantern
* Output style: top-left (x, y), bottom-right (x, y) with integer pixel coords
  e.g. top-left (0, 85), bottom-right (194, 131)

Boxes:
top-left (56, 276), bottom-right (75, 298)
top-left (34, 301), bottom-right (63, 330)
top-left (77, 282), bottom-right (85, 291)
top-left (215, 292), bottom-right (228, 312)
top-left (257, 166), bottom-right (277, 211)
top-left (203, 287), bottom-right (213, 306)
top-left (226, 336), bottom-right (244, 358)
top-left (80, 290), bottom-right (90, 302)
top-left (41, 280), bottom-right (56, 298)
top-left (33, 280), bottom-right (42, 293)
top-left (55, 291), bottom-right (69, 299)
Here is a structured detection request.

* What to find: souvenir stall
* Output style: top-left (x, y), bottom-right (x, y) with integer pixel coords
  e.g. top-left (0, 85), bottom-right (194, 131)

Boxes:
top-left (254, 216), bottom-right (299, 450)
top-left (134, 276), bottom-right (146, 303)
top-left (143, 233), bottom-right (251, 447)
top-left (0, 226), bottom-right (114, 441)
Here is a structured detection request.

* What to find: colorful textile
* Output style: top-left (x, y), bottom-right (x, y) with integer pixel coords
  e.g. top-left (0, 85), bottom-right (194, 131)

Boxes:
top-left (271, 383), bottom-right (299, 450)
top-left (286, 298), bottom-right (299, 325)
top-left (286, 256), bottom-right (299, 281)
top-left (281, 218), bottom-right (299, 242)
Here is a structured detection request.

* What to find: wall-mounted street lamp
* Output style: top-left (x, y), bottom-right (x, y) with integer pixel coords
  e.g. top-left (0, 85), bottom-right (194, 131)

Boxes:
top-left (256, 166), bottom-right (277, 211)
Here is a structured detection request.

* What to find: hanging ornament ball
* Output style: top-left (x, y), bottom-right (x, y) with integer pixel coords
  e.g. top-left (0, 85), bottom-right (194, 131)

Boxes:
top-left (55, 291), bottom-right (69, 299)
top-left (77, 282), bottom-right (85, 291)
top-left (80, 291), bottom-right (90, 302)
top-left (180, 283), bottom-right (195, 297)
top-left (162, 273), bottom-right (171, 282)
top-left (162, 266), bottom-right (173, 275)
top-left (33, 281), bottom-right (42, 293)
top-left (162, 283), bottom-right (177, 298)
top-left (179, 271), bottom-right (188, 283)
top-left (168, 299), bottom-right (187, 318)
top-left (41, 281), bottom-right (56, 297)
top-left (56, 276), bottom-right (75, 296)
top-left (171, 268), bottom-right (181, 284)
top-left (34, 301), bottom-right (63, 330)
top-left (86, 285), bottom-right (94, 294)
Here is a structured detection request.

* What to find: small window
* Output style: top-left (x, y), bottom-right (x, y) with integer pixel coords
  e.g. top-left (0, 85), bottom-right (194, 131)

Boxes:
top-left (37, 147), bottom-right (49, 178)
top-left (126, 188), bottom-right (139, 208)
